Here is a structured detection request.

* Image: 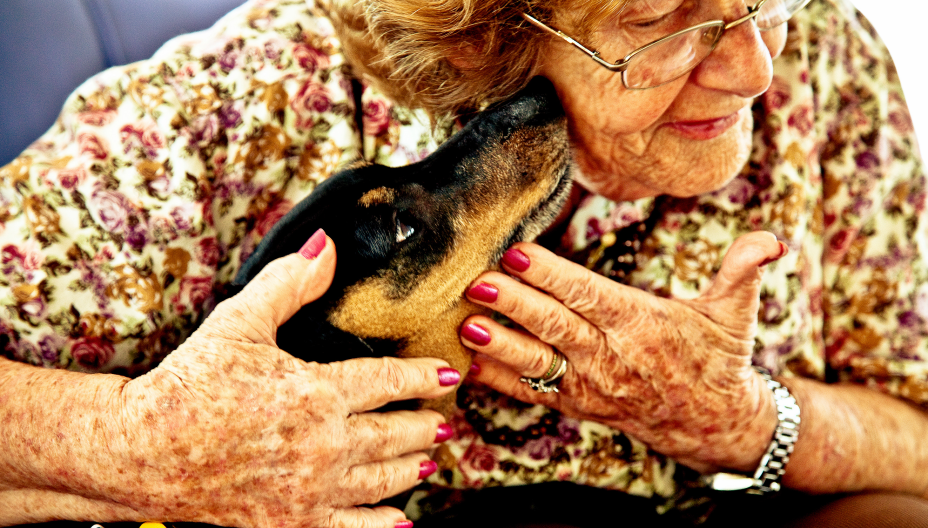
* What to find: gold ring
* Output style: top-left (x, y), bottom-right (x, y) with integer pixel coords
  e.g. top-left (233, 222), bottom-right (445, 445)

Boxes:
top-left (520, 348), bottom-right (568, 393)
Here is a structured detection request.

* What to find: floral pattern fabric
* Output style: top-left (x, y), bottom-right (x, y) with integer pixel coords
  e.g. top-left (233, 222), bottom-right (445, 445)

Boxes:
top-left (1, 0), bottom-right (925, 519)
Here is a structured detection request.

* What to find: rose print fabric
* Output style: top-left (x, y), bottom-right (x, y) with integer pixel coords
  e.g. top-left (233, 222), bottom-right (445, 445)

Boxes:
top-left (1, 0), bottom-right (925, 518)
top-left (0, 0), bottom-right (449, 374)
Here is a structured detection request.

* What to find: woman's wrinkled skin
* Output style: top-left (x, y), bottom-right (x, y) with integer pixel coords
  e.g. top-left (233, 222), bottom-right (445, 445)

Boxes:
top-left (1, 235), bottom-right (455, 528)
top-left (464, 234), bottom-right (783, 474)
top-left (539, 0), bottom-right (787, 201)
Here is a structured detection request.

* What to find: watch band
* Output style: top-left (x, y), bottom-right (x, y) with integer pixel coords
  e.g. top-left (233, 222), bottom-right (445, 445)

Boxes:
top-left (701, 367), bottom-right (801, 495)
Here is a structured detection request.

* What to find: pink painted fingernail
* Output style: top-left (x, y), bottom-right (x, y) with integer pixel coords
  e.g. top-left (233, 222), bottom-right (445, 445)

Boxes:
top-left (467, 283), bottom-right (498, 303)
top-left (502, 248), bottom-right (531, 272)
top-left (761, 241), bottom-right (789, 267)
top-left (418, 460), bottom-right (437, 480)
top-left (469, 362), bottom-right (481, 376)
top-left (395, 521), bottom-right (414, 528)
top-left (435, 423), bottom-right (453, 443)
top-left (298, 229), bottom-right (326, 260)
top-left (437, 367), bottom-right (461, 387)
top-left (461, 323), bottom-right (491, 346)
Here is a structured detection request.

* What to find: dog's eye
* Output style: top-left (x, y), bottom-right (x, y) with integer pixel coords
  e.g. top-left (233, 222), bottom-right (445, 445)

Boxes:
top-left (395, 218), bottom-right (415, 243)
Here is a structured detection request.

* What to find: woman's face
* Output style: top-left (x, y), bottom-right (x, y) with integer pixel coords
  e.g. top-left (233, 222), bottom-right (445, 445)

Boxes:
top-left (537, 0), bottom-right (788, 202)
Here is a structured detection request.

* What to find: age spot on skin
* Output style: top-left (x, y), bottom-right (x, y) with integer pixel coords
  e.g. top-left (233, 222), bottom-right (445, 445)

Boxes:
top-left (278, 423), bottom-right (299, 442)
top-left (172, 444), bottom-right (192, 459)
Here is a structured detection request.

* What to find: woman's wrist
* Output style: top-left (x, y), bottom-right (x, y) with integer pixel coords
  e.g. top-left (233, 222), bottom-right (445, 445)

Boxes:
top-left (701, 369), bottom-right (800, 494)
top-left (684, 367), bottom-right (780, 475)
top-left (0, 357), bottom-right (134, 523)
top-left (779, 377), bottom-right (928, 497)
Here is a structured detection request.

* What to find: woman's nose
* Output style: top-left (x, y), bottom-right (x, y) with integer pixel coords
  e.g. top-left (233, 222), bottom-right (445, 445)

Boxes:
top-left (689, 16), bottom-right (774, 98)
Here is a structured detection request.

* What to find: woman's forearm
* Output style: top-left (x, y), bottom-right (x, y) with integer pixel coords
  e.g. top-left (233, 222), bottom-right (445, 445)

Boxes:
top-left (781, 377), bottom-right (928, 498)
top-left (0, 356), bottom-right (135, 524)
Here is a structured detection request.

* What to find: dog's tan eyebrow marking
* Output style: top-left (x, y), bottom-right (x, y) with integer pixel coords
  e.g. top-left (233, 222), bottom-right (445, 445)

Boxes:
top-left (359, 187), bottom-right (396, 207)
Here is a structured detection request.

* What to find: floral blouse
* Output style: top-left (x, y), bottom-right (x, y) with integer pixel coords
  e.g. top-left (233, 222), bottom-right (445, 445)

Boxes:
top-left (1, 0), bottom-right (925, 519)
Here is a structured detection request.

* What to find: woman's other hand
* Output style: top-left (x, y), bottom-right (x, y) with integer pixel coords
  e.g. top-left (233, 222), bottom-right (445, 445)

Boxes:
top-left (100, 230), bottom-right (455, 527)
top-left (460, 232), bottom-right (787, 474)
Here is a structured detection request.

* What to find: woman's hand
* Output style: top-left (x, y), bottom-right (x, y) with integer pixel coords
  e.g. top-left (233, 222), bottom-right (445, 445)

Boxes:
top-left (460, 231), bottom-right (787, 474)
top-left (93, 231), bottom-right (457, 528)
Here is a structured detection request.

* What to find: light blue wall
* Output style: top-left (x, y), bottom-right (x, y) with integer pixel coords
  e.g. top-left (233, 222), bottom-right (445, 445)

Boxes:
top-left (0, 0), bottom-right (246, 166)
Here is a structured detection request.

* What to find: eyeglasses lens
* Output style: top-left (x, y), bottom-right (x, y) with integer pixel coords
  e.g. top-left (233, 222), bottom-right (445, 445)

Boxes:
top-left (624, 0), bottom-right (809, 88)
top-left (624, 24), bottom-right (721, 89)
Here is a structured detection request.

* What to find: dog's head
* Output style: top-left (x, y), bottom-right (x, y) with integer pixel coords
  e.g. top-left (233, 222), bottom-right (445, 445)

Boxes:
top-left (234, 78), bottom-right (571, 413)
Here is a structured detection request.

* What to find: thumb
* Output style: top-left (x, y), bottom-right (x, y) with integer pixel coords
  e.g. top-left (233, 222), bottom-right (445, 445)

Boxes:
top-left (686, 231), bottom-right (787, 340)
top-left (202, 229), bottom-right (337, 344)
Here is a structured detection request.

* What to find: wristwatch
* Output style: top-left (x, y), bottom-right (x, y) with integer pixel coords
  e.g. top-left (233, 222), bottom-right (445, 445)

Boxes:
top-left (700, 367), bottom-right (801, 495)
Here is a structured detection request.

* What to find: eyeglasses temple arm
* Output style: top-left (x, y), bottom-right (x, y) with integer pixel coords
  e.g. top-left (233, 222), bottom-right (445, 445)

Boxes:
top-left (521, 13), bottom-right (627, 72)
top-left (725, 0), bottom-right (767, 29)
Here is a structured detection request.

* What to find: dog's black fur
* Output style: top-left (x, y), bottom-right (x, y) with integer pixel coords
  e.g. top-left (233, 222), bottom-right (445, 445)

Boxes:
top-left (231, 77), bottom-right (572, 411)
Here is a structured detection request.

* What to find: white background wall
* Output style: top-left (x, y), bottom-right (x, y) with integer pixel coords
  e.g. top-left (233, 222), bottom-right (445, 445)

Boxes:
top-left (851, 0), bottom-right (927, 156)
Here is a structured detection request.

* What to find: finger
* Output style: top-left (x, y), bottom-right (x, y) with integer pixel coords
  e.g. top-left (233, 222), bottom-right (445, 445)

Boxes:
top-left (346, 409), bottom-right (446, 464)
top-left (328, 505), bottom-right (411, 528)
top-left (340, 452), bottom-right (434, 506)
top-left (491, 242), bottom-right (649, 329)
top-left (466, 271), bottom-right (606, 357)
top-left (687, 231), bottom-right (786, 339)
top-left (469, 353), bottom-right (560, 408)
top-left (460, 315), bottom-right (560, 378)
top-left (325, 356), bottom-right (459, 412)
top-left (202, 229), bottom-right (337, 344)
top-left (702, 231), bottom-right (785, 303)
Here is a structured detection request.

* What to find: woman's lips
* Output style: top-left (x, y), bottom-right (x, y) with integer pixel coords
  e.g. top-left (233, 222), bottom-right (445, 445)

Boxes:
top-left (665, 111), bottom-right (741, 140)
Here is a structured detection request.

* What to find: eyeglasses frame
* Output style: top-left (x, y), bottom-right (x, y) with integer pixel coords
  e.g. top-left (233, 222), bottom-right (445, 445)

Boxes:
top-left (522, 0), bottom-right (813, 89)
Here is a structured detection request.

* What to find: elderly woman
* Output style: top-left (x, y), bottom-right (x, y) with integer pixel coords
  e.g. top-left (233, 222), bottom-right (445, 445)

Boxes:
top-left (2, 0), bottom-right (928, 526)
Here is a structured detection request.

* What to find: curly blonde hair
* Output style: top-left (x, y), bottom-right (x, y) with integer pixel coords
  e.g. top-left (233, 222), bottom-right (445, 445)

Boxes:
top-left (324, 0), bottom-right (626, 118)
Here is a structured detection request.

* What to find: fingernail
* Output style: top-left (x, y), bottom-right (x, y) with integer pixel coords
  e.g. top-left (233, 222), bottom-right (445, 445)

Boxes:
top-left (435, 423), bottom-right (453, 443)
top-left (502, 248), bottom-right (531, 272)
top-left (467, 283), bottom-right (498, 303)
top-left (396, 521), bottom-right (414, 528)
top-left (418, 460), bottom-right (437, 480)
top-left (437, 367), bottom-right (461, 387)
top-left (298, 229), bottom-right (326, 260)
top-left (761, 241), bottom-right (789, 267)
top-left (469, 362), bottom-right (482, 376)
top-left (461, 323), bottom-right (491, 346)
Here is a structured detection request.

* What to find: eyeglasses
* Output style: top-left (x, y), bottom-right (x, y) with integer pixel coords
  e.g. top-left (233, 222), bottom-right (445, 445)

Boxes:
top-left (523, 0), bottom-right (812, 89)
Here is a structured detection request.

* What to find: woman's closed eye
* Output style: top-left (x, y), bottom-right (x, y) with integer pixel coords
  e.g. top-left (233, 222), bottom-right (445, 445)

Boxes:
top-left (630, 13), bottom-right (674, 29)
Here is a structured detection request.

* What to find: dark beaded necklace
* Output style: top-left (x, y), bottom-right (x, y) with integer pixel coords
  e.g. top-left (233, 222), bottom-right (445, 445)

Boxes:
top-left (573, 195), bottom-right (670, 282)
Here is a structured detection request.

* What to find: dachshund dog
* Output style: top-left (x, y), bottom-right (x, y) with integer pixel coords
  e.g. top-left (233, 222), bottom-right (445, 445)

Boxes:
top-left (232, 77), bottom-right (572, 415)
